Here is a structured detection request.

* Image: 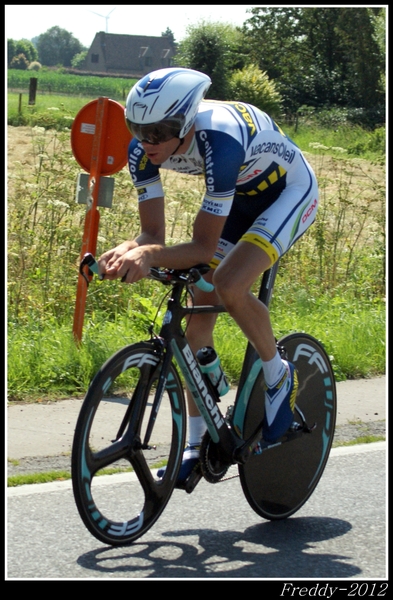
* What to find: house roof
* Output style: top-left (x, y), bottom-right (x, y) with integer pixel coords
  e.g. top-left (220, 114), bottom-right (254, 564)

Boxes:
top-left (91, 32), bottom-right (176, 72)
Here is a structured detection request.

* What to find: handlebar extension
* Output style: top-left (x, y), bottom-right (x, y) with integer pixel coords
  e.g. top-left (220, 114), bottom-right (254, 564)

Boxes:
top-left (79, 253), bottom-right (214, 292)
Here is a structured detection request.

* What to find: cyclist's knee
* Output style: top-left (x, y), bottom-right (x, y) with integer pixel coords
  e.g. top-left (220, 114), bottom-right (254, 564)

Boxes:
top-left (212, 269), bottom-right (242, 306)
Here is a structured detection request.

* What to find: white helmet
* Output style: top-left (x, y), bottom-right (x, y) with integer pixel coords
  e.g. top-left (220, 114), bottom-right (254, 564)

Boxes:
top-left (125, 67), bottom-right (211, 144)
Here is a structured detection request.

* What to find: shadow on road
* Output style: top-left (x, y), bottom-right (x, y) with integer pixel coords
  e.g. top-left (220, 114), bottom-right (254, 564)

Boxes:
top-left (76, 516), bottom-right (360, 579)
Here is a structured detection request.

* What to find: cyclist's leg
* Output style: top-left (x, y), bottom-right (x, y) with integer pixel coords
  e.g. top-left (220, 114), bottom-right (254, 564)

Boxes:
top-left (213, 179), bottom-right (318, 442)
top-left (172, 211), bottom-right (267, 479)
top-left (184, 276), bottom-right (219, 416)
top-left (213, 243), bottom-right (297, 443)
top-left (213, 242), bottom-right (276, 361)
top-left (157, 278), bottom-right (220, 483)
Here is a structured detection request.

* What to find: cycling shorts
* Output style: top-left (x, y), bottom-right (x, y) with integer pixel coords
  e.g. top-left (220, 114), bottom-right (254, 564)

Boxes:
top-left (210, 161), bottom-right (319, 269)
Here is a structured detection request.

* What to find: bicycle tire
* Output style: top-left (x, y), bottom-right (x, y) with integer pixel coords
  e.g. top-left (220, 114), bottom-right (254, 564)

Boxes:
top-left (238, 333), bottom-right (336, 520)
top-left (71, 341), bottom-right (186, 546)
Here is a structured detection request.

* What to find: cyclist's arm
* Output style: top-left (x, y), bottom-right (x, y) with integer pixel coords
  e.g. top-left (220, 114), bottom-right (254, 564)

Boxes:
top-left (101, 204), bottom-right (225, 282)
top-left (98, 196), bottom-right (165, 274)
top-left (151, 207), bottom-right (225, 268)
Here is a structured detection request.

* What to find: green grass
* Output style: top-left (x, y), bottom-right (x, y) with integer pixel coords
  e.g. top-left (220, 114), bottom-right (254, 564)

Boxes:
top-left (332, 435), bottom-right (385, 448)
top-left (285, 123), bottom-right (385, 161)
top-left (8, 92), bottom-right (95, 129)
top-left (8, 69), bottom-right (136, 100)
top-left (7, 86), bottom-right (386, 162)
top-left (7, 461), bottom-right (170, 487)
top-left (6, 290), bottom-right (385, 402)
top-left (7, 470), bottom-right (72, 486)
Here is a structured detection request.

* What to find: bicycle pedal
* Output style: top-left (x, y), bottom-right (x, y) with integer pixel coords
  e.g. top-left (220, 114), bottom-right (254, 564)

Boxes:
top-left (304, 422), bottom-right (317, 433)
top-left (254, 438), bottom-right (282, 453)
top-left (289, 421), bottom-right (303, 432)
top-left (177, 466), bottom-right (203, 494)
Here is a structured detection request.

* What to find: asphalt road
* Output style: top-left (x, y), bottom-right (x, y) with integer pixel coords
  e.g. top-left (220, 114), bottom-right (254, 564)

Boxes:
top-left (7, 442), bottom-right (387, 580)
top-left (6, 376), bottom-right (387, 580)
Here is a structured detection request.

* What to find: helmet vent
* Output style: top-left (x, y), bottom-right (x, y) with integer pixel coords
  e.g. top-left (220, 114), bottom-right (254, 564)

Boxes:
top-left (165, 101), bottom-right (178, 115)
top-left (142, 79), bottom-right (153, 92)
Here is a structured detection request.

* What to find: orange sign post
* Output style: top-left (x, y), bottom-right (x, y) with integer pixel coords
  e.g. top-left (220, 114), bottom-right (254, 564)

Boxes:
top-left (71, 97), bottom-right (132, 343)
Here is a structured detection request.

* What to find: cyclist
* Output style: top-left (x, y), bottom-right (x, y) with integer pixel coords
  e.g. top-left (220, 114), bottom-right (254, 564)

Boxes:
top-left (98, 67), bottom-right (319, 483)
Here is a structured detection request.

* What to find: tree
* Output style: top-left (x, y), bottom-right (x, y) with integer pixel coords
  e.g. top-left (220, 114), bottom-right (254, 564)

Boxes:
top-left (161, 27), bottom-right (175, 44)
top-left (291, 7), bottom-right (384, 112)
top-left (15, 39), bottom-right (38, 63)
top-left (331, 8), bottom-right (384, 110)
top-left (175, 21), bottom-right (234, 99)
top-left (242, 6), bottom-right (385, 121)
top-left (10, 54), bottom-right (29, 70)
top-left (7, 39), bottom-right (16, 67)
top-left (369, 7), bottom-right (386, 93)
top-left (71, 51), bottom-right (88, 69)
top-left (8, 38), bottom-right (38, 66)
top-left (37, 26), bottom-right (85, 67)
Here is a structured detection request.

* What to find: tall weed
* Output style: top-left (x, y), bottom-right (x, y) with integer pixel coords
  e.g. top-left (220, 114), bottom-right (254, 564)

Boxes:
top-left (7, 124), bottom-right (386, 397)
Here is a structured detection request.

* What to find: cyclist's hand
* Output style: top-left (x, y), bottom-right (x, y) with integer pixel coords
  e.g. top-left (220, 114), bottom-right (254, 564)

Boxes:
top-left (98, 241), bottom-right (136, 279)
top-left (102, 247), bottom-right (151, 283)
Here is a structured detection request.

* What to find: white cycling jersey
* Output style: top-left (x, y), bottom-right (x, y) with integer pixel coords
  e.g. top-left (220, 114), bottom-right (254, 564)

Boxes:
top-left (127, 100), bottom-right (319, 266)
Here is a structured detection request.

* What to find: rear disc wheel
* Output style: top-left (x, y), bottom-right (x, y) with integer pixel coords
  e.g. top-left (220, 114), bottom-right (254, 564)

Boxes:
top-left (239, 333), bottom-right (336, 520)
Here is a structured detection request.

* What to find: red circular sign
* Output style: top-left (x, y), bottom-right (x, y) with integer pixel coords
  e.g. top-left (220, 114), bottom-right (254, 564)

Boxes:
top-left (71, 98), bottom-right (132, 176)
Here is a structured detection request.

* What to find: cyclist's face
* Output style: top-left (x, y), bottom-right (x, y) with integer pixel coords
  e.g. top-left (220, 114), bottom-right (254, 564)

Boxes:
top-left (141, 137), bottom-right (182, 164)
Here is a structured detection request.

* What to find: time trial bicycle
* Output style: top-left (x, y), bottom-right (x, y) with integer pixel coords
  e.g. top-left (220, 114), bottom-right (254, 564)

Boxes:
top-left (71, 252), bottom-right (337, 547)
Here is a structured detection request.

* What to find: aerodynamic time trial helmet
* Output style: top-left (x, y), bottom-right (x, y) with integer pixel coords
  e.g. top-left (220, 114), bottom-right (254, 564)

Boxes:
top-left (125, 67), bottom-right (211, 145)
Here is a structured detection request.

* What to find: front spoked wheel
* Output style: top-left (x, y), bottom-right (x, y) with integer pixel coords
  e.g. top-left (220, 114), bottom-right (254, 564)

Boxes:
top-left (71, 342), bottom-right (186, 546)
top-left (239, 333), bottom-right (336, 520)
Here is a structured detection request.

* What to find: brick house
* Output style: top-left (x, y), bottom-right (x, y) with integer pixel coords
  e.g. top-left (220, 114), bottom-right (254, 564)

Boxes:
top-left (85, 32), bottom-right (177, 76)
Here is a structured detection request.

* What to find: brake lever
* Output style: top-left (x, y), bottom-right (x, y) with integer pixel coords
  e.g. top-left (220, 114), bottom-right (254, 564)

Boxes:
top-left (189, 268), bottom-right (214, 292)
top-left (79, 252), bottom-right (102, 285)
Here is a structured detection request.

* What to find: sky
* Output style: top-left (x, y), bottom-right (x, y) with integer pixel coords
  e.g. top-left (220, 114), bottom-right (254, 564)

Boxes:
top-left (5, 4), bottom-right (259, 47)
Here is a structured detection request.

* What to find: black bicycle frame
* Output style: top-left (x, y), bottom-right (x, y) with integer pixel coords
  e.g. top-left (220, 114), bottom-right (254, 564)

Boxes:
top-left (79, 252), bottom-right (280, 466)
top-left (151, 261), bottom-right (280, 466)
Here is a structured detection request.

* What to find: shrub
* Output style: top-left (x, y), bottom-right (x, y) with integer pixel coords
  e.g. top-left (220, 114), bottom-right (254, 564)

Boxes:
top-left (71, 51), bottom-right (88, 70)
top-left (228, 64), bottom-right (283, 119)
top-left (10, 53), bottom-right (29, 70)
top-left (347, 126), bottom-right (386, 156)
top-left (27, 61), bottom-right (42, 72)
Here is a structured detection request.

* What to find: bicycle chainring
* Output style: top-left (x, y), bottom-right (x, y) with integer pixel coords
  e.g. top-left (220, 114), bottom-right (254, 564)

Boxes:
top-left (200, 431), bottom-right (230, 483)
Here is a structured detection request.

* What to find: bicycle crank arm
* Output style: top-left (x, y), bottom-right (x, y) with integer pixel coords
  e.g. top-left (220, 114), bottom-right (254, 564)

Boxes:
top-left (294, 404), bottom-right (317, 433)
top-left (131, 441), bottom-right (157, 451)
top-left (233, 437), bottom-right (263, 464)
top-left (176, 465), bottom-right (203, 494)
top-left (252, 419), bottom-right (317, 455)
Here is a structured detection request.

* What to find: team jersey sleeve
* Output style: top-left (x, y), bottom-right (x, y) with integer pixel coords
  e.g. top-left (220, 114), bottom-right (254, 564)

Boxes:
top-left (195, 129), bottom-right (245, 216)
top-left (127, 138), bottom-right (164, 202)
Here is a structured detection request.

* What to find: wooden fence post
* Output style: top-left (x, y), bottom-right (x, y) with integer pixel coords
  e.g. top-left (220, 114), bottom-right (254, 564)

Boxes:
top-left (28, 77), bottom-right (37, 105)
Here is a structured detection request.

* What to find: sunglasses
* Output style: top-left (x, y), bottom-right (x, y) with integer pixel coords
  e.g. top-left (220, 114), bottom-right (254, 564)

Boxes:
top-left (126, 117), bottom-right (184, 145)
